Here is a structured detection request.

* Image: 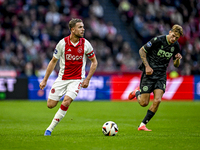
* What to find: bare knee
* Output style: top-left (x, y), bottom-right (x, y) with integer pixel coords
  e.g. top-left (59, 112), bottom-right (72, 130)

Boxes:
top-left (47, 99), bottom-right (58, 109)
top-left (140, 101), bottom-right (149, 107)
top-left (47, 103), bottom-right (56, 109)
top-left (62, 96), bottom-right (73, 107)
top-left (62, 100), bottom-right (73, 107)
top-left (153, 98), bottom-right (161, 105)
top-left (139, 93), bottom-right (150, 107)
top-left (139, 98), bottom-right (149, 107)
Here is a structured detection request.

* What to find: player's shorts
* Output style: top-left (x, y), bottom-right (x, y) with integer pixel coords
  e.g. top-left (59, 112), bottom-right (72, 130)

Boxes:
top-left (140, 72), bottom-right (166, 94)
top-left (48, 78), bottom-right (84, 101)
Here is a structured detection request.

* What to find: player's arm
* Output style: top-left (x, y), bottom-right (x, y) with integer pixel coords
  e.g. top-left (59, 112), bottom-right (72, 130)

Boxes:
top-left (173, 53), bottom-right (182, 67)
top-left (139, 47), bottom-right (153, 75)
top-left (39, 56), bottom-right (58, 90)
top-left (82, 55), bottom-right (98, 88)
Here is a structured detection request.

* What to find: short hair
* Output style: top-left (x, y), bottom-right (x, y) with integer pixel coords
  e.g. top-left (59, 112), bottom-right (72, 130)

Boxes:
top-left (68, 18), bottom-right (83, 31)
top-left (171, 24), bottom-right (183, 36)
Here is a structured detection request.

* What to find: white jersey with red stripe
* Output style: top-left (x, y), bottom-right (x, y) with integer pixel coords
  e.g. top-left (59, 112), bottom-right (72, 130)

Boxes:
top-left (53, 35), bottom-right (95, 80)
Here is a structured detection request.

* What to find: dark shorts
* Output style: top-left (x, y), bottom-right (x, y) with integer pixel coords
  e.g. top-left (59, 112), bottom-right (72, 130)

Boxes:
top-left (140, 72), bottom-right (167, 94)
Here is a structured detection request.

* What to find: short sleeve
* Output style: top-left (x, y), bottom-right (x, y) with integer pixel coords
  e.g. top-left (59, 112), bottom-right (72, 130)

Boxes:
top-left (85, 39), bottom-right (95, 58)
top-left (173, 43), bottom-right (181, 60)
top-left (143, 37), bottom-right (159, 53)
top-left (53, 39), bottom-right (65, 59)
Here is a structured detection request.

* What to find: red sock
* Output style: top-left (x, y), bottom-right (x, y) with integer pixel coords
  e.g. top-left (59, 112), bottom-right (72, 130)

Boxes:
top-left (60, 104), bottom-right (69, 111)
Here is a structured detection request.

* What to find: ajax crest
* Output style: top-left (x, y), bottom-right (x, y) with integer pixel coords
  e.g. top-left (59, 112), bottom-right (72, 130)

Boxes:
top-left (77, 48), bottom-right (83, 53)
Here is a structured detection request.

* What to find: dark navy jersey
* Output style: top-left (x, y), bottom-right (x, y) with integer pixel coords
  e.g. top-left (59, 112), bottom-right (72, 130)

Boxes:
top-left (139, 35), bottom-right (181, 76)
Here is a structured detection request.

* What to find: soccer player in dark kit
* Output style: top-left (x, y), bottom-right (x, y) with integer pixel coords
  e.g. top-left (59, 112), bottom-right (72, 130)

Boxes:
top-left (128, 24), bottom-right (183, 131)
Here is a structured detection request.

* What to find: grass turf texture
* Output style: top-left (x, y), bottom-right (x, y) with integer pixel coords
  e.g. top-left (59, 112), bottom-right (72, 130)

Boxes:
top-left (0, 100), bottom-right (200, 150)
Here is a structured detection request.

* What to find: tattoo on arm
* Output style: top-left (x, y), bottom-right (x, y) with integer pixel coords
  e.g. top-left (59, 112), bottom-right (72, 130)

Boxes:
top-left (139, 47), bottom-right (149, 67)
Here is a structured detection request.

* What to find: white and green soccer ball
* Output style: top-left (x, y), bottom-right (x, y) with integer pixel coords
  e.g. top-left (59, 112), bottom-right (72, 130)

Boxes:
top-left (102, 121), bottom-right (118, 136)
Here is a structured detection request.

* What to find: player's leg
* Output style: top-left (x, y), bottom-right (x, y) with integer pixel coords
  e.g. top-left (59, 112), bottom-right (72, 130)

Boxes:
top-left (129, 87), bottom-right (150, 106)
top-left (137, 75), bottom-right (155, 131)
top-left (137, 93), bottom-right (153, 131)
top-left (45, 95), bottom-right (73, 136)
top-left (44, 99), bottom-right (59, 135)
top-left (47, 98), bottom-right (59, 108)
top-left (136, 72), bottom-right (152, 106)
top-left (138, 89), bottom-right (164, 131)
top-left (137, 93), bottom-right (150, 107)
top-left (149, 89), bottom-right (164, 113)
top-left (44, 79), bottom-right (82, 136)
top-left (44, 79), bottom-right (68, 136)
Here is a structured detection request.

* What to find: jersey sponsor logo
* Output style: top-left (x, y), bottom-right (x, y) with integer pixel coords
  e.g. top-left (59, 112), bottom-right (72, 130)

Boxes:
top-left (66, 54), bottom-right (83, 61)
top-left (147, 41), bottom-right (152, 47)
top-left (54, 49), bottom-right (58, 54)
top-left (157, 49), bottom-right (173, 59)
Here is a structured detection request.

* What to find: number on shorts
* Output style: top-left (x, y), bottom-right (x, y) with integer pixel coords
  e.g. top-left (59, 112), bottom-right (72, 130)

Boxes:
top-left (78, 82), bottom-right (82, 89)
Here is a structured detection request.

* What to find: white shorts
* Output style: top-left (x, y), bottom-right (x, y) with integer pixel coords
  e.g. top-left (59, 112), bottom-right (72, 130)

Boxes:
top-left (48, 78), bottom-right (83, 101)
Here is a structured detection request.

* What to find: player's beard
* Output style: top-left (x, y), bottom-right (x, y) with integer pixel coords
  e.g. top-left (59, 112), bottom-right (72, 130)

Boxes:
top-left (168, 36), bottom-right (175, 44)
top-left (170, 39), bottom-right (175, 44)
top-left (74, 32), bottom-right (84, 38)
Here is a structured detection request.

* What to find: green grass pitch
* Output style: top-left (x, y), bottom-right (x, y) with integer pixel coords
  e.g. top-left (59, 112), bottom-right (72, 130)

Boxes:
top-left (0, 100), bottom-right (200, 150)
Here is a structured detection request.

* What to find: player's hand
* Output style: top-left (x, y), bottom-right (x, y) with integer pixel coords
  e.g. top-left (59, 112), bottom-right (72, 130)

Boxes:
top-left (146, 66), bottom-right (153, 75)
top-left (175, 53), bottom-right (182, 60)
top-left (82, 78), bottom-right (90, 88)
top-left (39, 80), bottom-right (47, 90)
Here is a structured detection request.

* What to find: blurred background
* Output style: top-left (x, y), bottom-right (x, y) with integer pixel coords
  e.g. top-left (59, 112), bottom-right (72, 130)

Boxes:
top-left (0, 0), bottom-right (200, 101)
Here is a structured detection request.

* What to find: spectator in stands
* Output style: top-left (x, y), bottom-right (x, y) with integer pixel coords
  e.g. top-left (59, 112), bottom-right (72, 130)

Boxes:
top-left (90, 0), bottom-right (104, 19)
top-left (45, 5), bottom-right (60, 24)
top-left (112, 0), bottom-right (200, 75)
top-left (1, 0), bottom-right (200, 76)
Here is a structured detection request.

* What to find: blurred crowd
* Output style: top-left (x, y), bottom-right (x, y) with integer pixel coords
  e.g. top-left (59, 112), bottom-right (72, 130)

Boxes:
top-left (0, 0), bottom-right (138, 77)
top-left (0, 0), bottom-right (200, 77)
top-left (114, 0), bottom-right (200, 75)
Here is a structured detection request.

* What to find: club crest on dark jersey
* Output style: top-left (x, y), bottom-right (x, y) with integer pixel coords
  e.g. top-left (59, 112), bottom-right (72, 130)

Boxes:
top-left (147, 41), bottom-right (152, 47)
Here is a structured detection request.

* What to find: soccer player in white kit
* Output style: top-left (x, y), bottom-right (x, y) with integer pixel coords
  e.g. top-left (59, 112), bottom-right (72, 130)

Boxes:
top-left (39, 18), bottom-right (98, 136)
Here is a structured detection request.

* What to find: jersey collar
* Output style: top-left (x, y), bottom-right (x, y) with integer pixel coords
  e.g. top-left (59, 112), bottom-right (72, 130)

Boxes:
top-left (166, 35), bottom-right (171, 45)
top-left (67, 35), bottom-right (83, 47)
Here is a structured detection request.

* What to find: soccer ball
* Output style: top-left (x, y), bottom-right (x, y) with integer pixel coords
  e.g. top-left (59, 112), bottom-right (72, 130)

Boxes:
top-left (102, 121), bottom-right (118, 136)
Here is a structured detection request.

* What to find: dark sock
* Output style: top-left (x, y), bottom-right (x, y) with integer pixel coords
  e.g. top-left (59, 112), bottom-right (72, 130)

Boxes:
top-left (135, 90), bottom-right (140, 99)
top-left (142, 109), bottom-right (155, 124)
